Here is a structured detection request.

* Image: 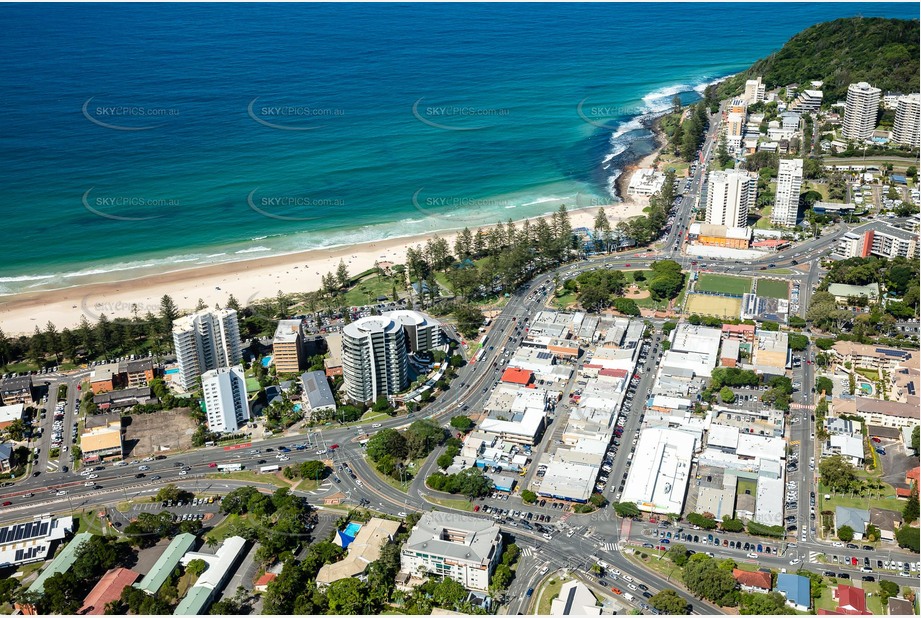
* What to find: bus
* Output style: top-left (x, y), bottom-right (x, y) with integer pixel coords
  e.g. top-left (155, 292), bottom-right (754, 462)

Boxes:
top-left (259, 465), bottom-right (280, 474)
top-left (217, 463), bottom-right (243, 472)
top-left (471, 348), bottom-right (485, 365)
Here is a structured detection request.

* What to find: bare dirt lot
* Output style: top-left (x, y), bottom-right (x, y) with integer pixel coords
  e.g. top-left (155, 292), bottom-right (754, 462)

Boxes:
top-left (123, 409), bottom-right (198, 457)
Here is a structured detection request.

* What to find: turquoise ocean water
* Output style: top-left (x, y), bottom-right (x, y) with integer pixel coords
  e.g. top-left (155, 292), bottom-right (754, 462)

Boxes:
top-left (0, 3), bottom-right (914, 294)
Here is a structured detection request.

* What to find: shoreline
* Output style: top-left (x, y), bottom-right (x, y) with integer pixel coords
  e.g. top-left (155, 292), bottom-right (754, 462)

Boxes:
top-left (0, 111), bottom-right (672, 337)
top-left (0, 201), bottom-right (655, 335)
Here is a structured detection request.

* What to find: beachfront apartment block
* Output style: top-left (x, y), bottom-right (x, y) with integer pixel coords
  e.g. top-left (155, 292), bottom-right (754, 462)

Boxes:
top-left (201, 365), bottom-right (249, 433)
top-left (834, 222), bottom-right (919, 261)
top-left (387, 309), bottom-right (443, 354)
top-left (726, 112), bottom-right (746, 154)
top-left (626, 168), bottom-right (666, 197)
top-left (744, 76), bottom-right (765, 104)
top-left (842, 82), bottom-right (881, 141)
top-left (706, 170), bottom-right (755, 228)
top-left (342, 315), bottom-right (409, 403)
top-left (171, 308), bottom-right (242, 390)
top-left (893, 93), bottom-right (920, 148)
top-left (0, 375), bottom-right (33, 406)
top-left (272, 319), bottom-right (305, 375)
top-left (771, 158), bottom-right (803, 227)
top-left (790, 89), bottom-right (823, 113)
top-left (400, 512), bottom-right (504, 592)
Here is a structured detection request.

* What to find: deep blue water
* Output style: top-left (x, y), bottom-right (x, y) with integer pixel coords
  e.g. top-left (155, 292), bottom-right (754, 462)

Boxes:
top-left (0, 3), bottom-right (915, 293)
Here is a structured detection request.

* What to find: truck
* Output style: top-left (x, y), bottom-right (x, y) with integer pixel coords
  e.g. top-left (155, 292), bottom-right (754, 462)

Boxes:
top-left (217, 463), bottom-right (243, 472)
top-left (623, 593), bottom-right (635, 602)
top-left (259, 464), bottom-right (280, 474)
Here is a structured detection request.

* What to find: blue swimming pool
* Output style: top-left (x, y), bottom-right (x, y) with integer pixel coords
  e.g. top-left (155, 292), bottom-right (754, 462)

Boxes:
top-left (343, 522), bottom-right (362, 537)
top-left (165, 368), bottom-right (179, 375)
top-left (261, 356), bottom-right (273, 367)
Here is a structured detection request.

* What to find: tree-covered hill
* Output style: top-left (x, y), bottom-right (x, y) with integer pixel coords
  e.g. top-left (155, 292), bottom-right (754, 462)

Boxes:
top-left (717, 17), bottom-right (919, 102)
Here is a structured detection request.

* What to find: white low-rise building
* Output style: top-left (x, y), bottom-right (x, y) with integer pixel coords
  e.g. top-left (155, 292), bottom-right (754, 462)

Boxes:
top-left (620, 427), bottom-right (697, 514)
top-left (627, 168), bottom-right (666, 197)
top-left (401, 512), bottom-right (503, 592)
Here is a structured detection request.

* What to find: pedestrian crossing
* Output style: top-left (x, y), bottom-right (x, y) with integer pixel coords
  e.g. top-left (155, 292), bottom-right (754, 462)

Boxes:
top-left (521, 546), bottom-right (535, 558)
top-left (809, 551), bottom-right (822, 563)
top-left (602, 542), bottom-right (618, 552)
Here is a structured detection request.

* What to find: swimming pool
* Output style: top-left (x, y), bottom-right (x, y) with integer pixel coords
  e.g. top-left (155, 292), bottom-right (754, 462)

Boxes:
top-left (859, 382), bottom-right (873, 394)
top-left (343, 522), bottom-right (362, 537)
top-left (165, 368), bottom-right (179, 375)
top-left (261, 356), bottom-right (273, 367)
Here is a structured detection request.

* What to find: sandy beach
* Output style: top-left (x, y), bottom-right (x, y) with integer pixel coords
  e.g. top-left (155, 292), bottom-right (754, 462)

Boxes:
top-left (0, 201), bottom-right (652, 335)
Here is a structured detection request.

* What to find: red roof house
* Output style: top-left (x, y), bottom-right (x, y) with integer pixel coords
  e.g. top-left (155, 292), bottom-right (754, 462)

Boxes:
top-left (500, 367), bottom-right (533, 386)
top-left (79, 567), bottom-right (140, 615)
top-left (732, 569), bottom-right (772, 592)
top-left (897, 487), bottom-right (913, 499)
top-left (255, 572), bottom-right (277, 593)
top-left (907, 467), bottom-right (920, 485)
top-left (834, 584), bottom-right (871, 615)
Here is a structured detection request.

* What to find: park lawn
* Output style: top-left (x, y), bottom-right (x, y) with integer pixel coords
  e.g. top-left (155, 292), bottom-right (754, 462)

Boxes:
top-left (625, 548), bottom-right (684, 583)
top-left (756, 278), bottom-right (790, 300)
top-left (554, 291), bottom-right (578, 309)
top-left (855, 368), bottom-right (879, 381)
top-left (341, 274), bottom-right (397, 307)
top-left (425, 495), bottom-right (474, 511)
top-left (536, 573), bottom-right (572, 616)
top-left (817, 482), bottom-right (902, 515)
top-left (207, 513), bottom-right (244, 542)
top-left (697, 273), bottom-right (753, 296)
top-left (365, 458), bottom-right (411, 494)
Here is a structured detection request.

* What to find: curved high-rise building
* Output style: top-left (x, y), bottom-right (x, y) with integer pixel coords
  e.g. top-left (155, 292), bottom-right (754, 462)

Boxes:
top-left (342, 315), bottom-right (409, 403)
top-left (842, 82), bottom-right (881, 141)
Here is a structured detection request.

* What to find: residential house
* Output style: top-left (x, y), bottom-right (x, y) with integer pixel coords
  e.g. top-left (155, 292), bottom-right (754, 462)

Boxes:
top-left (775, 573), bottom-right (811, 611)
top-left (869, 508), bottom-right (902, 542)
top-left (835, 506), bottom-right (869, 540)
top-left (732, 569), bottom-right (772, 593)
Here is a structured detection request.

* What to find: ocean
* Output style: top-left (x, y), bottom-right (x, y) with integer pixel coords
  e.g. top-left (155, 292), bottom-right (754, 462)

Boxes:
top-left (0, 3), bottom-right (914, 295)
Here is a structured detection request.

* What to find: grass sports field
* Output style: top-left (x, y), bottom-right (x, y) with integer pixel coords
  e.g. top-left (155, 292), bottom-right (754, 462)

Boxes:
top-left (756, 278), bottom-right (790, 300)
top-left (696, 274), bottom-right (752, 296)
top-left (685, 293), bottom-right (743, 319)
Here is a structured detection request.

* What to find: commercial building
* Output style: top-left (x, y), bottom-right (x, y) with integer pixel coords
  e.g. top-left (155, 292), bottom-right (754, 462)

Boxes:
top-left (825, 434), bottom-right (865, 466)
top-left (751, 330), bottom-right (789, 375)
top-left (134, 533), bottom-right (198, 596)
top-left (0, 403), bottom-right (24, 430)
top-left (744, 77), bottom-right (765, 104)
top-left (81, 413), bottom-right (123, 463)
top-left (26, 532), bottom-right (92, 595)
top-left (324, 333), bottom-right (343, 377)
top-left (272, 319), bottom-right (305, 375)
top-left (0, 515), bottom-right (73, 569)
top-left (706, 170), bottom-right (755, 228)
top-left (0, 375), bottom-right (33, 406)
top-left (626, 168), bottom-right (666, 197)
top-left (663, 324), bottom-right (722, 378)
top-left (174, 536), bottom-right (248, 615)
top-left (300, 370), bottom-right (336, 418)
top-left (342, 315), bottom-right (408, 403)
top-left (842, 82), bottom-right (881, 141)
top-left (124, 358), bottom-right (156, 389)
top-left (892, 93), bottom-right (920, 147)
top-left (79, 567), bottom-right (140, 615)
top-left (93, 386), bottom-right (155, 411)
top-left (689, 224), bottom-right (752, 249)
top-left (401, 512), bottom-right (503, 592)
top-left (90, 362), bottom-right (123, 394)
top-left (171, 308), bottom-right (242, 390)
top-left (551, 580), bottom-right (602, 616)
top-left (619, 427), bottom-right (697, 514)
top-left (201, 365), bottom-right (249, 433)
top-left (827, 282), bottom-right (880, 304)
top-left (772, 159), bottom-right (803, 227)
top-left (316, 518), bottom-right (401, 587)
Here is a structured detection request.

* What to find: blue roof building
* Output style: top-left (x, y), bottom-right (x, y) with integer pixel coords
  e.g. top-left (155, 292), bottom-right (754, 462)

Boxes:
top-left (775, 573), bottom-right (811, 611)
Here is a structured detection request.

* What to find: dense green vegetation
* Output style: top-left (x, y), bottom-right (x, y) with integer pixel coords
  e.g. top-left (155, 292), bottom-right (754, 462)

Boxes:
top-left (717, 17), bottom-right (920, 102)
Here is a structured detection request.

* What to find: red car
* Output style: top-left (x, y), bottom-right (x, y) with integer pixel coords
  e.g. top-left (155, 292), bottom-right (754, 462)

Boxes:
top-left (330, 444), bottom-right (339, 450)
top-left (624, 263), bottom-right (631, 267)
top-left (1, 501), bottom-right (11, 507)
top-left (208, 462), bottom-right (217, 468)
top-left (473, 505), bottom-right (480, 512)
top-left (871, 437), bottom-right (882, 443)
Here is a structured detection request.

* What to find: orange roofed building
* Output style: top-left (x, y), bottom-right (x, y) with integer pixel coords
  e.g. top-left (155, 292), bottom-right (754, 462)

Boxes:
top-left (732, 569), bottom-right (772, 593)
top-left (501, 368), bottom-right (533, 386)
top-left (79, 567), bottom-right (140, 615)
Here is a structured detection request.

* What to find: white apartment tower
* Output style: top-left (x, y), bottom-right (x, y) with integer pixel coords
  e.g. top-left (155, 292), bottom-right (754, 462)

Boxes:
top-left (892, 93), bottom-right (920, 148)
top-left (342, 315), bottom-right (409, 403)
top-left (744, 76), bottom-right (766, 104)
top-left (842, 82), bottom-right (881, 141)
top-left (171, 308), bottom-right (242, 390)
top-left (201, 365), bottom-right (249, 433)
top-left (706, 170), bottom-right (756, 227)
top-left (771, 159), bottom-right (803, 228)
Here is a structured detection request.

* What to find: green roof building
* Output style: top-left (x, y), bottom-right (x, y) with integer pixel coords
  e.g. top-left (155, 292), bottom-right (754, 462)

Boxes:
top-left (27, 532), bottom-right (92, 594)
top-left (134, 533), bottom-right (197, 596)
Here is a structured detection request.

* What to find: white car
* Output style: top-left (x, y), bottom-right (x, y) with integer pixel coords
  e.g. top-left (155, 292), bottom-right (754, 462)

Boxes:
top-left (747, 552), bottom-right (758, 558)
top-left (789, 558), bottom-right (801, 565)
top-left (178, 470), bottom-right (188, 475)
top-left (55, 490), bottom-right (67, 496)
